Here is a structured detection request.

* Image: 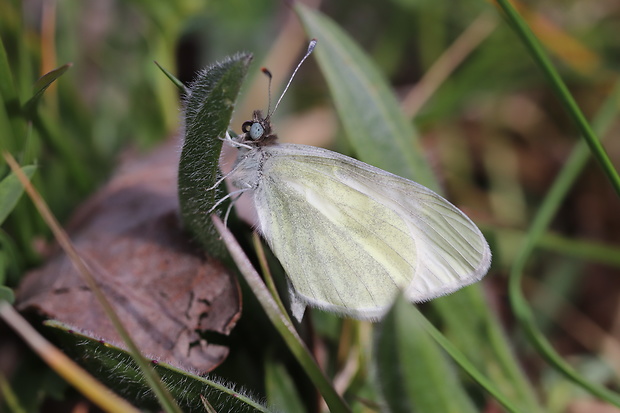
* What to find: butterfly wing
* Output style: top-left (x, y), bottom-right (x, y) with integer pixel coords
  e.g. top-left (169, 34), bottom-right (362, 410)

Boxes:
top-left (251, 144), bottom-right (491, 320)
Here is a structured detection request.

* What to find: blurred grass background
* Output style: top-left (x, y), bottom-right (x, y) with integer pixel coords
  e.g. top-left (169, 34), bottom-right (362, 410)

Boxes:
top-left (2, 0), bottom-right (620, 411)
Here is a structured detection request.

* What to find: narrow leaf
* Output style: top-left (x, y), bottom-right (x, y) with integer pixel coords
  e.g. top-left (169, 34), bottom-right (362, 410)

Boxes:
top-left (375, 296), bottom-right (477, 413)
top-left (433, 288), bottom-right (542, 411)
top-left (495, 0), bottom-right (620, 195)
top-left (0, 286), bottom-right (14, 303)
top-left (507, 78), bottom-right (620, 407)
top-left (154, 61), bottom-right (188, 94)
top-left (265, 361), bottom-right (306, 412)
top-left (23, 63), bottom-right (73, 118)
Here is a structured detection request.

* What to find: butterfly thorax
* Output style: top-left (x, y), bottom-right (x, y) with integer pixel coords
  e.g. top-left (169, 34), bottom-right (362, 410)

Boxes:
top-left (229, 143), bottom-right (269, 191)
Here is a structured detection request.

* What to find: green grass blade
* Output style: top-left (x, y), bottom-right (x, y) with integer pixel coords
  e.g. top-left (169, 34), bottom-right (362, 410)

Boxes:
top-left (33, 111), bottom-right (92, 192)
top-left (433, 287), bottom-right (543, 412)
top-left (412, 301), bottom-right (525, 413)
top-left (296, 4), bottom-right (439, 190)
top-left (508, 76), bottom-right (620, 407)
top-left (495, 0), bottom-right (620, 196)
top-left (154, 61), bottom-right (188, 94)
top-left (491, 226), bottom-right (620, 269)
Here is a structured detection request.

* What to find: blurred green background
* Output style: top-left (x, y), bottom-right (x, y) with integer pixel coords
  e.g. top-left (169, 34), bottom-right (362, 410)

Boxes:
top-left (2, 0), bottom-right (620, 411)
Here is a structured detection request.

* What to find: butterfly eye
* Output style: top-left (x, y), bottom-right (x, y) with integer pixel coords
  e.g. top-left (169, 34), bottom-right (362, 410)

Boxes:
top-left (249, 122), bottom-right (264, 140)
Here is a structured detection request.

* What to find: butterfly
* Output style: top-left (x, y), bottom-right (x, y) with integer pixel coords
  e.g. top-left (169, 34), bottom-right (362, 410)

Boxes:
top-left (218, 39), bottom-right (491, 321)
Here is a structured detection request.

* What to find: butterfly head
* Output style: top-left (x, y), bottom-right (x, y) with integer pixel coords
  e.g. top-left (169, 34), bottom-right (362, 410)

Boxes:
top-left (240, 110), bottom-right (277, 146)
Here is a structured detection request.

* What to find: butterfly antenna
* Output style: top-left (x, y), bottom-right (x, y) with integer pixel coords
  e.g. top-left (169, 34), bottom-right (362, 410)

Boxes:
top-left (265, 38), bottom-right (317, 121)
top-left (261, 67), bottom-right (273, 115)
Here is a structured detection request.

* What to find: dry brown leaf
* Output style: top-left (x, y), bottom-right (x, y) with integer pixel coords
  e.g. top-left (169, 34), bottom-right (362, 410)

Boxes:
top-left (17, 138), bottom-right (241, 374)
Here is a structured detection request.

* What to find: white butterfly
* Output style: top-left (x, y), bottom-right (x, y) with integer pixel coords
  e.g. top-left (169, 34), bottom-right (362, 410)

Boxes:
top-left (219, 40), bottom-right (491, 321)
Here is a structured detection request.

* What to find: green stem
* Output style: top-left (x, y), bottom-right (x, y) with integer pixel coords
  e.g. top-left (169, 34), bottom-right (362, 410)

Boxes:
top-left (494, 0), bottom-right (620, 196)
top-left (213, 216), bottom-right (351, 413)
top-left (507, 76), bottom-right (620, 405)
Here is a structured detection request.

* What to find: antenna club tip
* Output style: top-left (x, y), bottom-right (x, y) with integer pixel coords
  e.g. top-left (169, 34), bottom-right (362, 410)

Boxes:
top-left (308, 38), bottom-right (317, 51)
top-left (261, 67), bottom-right (273, 78)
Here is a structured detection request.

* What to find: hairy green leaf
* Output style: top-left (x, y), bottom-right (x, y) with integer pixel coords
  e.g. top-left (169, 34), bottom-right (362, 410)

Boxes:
top-left (178, 53), bottom-right (252, 256)
top-left (43, 320), bottom-right (272, 412)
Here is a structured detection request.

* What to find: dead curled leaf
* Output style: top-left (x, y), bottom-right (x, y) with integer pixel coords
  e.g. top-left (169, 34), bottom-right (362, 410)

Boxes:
top-left (17, 138), bottom-right (241, 374)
